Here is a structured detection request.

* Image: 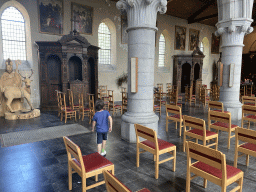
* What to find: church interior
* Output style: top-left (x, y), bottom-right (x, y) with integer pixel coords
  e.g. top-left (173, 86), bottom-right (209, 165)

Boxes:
top-left (1, 0), bottom-right (256, 191)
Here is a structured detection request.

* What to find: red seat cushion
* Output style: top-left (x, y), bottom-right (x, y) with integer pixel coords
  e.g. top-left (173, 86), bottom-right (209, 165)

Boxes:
top-left (170, 114), bottom-right (182, 119)
top-left (245, 115), bottom-right (256, 119)
top-left (212, 122), bottom-right (238, 128)
top-left (193, 161), bottom-right (242, 179)
top-left (138, 188), bottom-right (151, 192)
top-left (66, 109), bottom-right (76, 112)
top-left (73, 152), bottom-right (113, 173)
top-left (188, 129), bottom-right (217, 137)
top-left (84, 108), bottom-right (90, 111)
top-left (141, 139), bottom-right (175, 150)
top-left (240, 143), bottom-right (256, 152)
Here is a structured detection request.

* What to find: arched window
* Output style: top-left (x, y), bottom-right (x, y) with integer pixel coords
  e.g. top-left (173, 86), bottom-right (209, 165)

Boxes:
top-left (1, 6), bottom-right (26, 60)
top-left (98, 22), bottom-right (111, 65)
top-left (158, 34), bottom-right (165, 67)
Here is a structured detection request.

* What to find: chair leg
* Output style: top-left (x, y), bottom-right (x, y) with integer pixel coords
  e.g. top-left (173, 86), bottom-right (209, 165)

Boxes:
top-left (175, 122), bottom-right (177, 129)
top-left (215, 137), bottom-right (218, 150)
top-left (234, 149), bottom-right (238, 168)
top-left (82, 176), bottom-right (87, 192)
top-left (238, 176), bottom-right (243, 192)
top-left (173, 149), bottom-right (176, 172)
top-left (155, 155), bottom-right (159, 179)
top-left (65, 113), bottom-right (67, 123)
top-left (95, 174), bottom-right (98, 181)
top-left (166, 119), bottom-right (168, 132)
top-left (241, 119), bottom-right (244, 128)
top-left (136, 146), bottom-right (140, 167)
top-left (183, 134), bottom-right (186, 152)
top-left (246, 154), bottom-right (250, 166)
top-left (179, 122), bottom-right (182, 137)
top-left (248, 121), bottom-right (250, 129)
top-left (186, 170), bottom-right (191, 192)
top-left (68, 165), bottom-right (73, 190)
top-left (203, 178), bottom-right (207, 188)
top-left (228, 132), bottom-right (231, 149)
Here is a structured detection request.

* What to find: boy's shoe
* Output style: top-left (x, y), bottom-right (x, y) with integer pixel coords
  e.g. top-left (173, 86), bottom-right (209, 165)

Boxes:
top-left (101, 150), bottom-right (106, 156)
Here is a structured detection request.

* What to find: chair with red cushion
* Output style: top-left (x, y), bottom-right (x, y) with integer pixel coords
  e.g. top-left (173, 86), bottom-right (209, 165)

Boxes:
top-left (63, 136), bottom-right (114, 192)
top-left (234, 127), bottom-right (256, 168)
top-left (108, 90), bottom-right (122, 116)
top-left (154, 90), bottom-right (162, 116)
top-left (103, 170), bottom-right (151, 192)
top-left (241, 104), bottom-right (256, 129)
top-left (186, 141), bottom-right (244, 192)
top-left (60, 92), bottom-right (76, 123)
top-left (135, 124), bottom-right (176, 179)
top-left (208, 110), bottom-right (238, 149)
top-left (183, 115), bottom-right (218, 152)
top-left (208, 100), bottom-right (229, 113)
top-left (166, 104), bottom-right (183, 136)
top-left (242, 96), bottom-right (256, 106)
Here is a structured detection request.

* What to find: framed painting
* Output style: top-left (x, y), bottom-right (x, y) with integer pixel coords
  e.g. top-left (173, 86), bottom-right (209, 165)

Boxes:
top-left (189, 29), bottom-right (200, 51)
top-left (175, 26), bottom-right (186, 50)
top-left (211, 33), bottom-right (220, 54)
top-left (71, 3), bottom-right (93, 35)
top-left (121, 15), bottom-right (128, 44)
top-left (38, 0), bottom-right (63, 35)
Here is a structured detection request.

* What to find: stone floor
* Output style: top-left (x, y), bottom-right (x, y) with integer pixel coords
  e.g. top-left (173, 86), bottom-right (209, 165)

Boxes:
top-left (0, 103), bottom-right (256, 192)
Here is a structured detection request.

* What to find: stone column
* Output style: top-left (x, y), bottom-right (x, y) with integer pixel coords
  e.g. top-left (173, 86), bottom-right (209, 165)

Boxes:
top-left (215, 0), bottom-right (254, 120)
top-left (117, 0), bottom-right (167, 143)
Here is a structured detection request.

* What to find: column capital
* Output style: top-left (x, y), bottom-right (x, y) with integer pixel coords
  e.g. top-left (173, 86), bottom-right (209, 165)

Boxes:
top-left (116, 0), bottom-right (167, 30)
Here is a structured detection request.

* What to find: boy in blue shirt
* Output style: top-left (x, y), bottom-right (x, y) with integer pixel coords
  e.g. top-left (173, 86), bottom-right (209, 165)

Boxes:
top-left (92, 99), bottom-right (112, 156)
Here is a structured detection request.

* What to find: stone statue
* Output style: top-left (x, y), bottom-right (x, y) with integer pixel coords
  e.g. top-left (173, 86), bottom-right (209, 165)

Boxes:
top-left (0, 58), bottom-right (40, 120)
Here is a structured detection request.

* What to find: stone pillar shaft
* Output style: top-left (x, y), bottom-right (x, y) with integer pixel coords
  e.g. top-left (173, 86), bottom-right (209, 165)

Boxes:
top-left (117, 0), bottom-right (167, 142)
top-left (216, 0), bottom-right (254, 120)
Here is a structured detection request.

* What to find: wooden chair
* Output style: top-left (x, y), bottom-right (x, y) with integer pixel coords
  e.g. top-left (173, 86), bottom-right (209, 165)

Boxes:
top-left (242, 96), bottom-right (256, 106)
top-left (186, 141), bottom-right (244, 192)
top-left (208, 100), bottom-right (229, 113)
top-left (135, 124), bottom-right (176, 179)
top-left (169, 88), bottom-right (182, 109)
top-left (234, 127), bottom-right (256, 168)
top-left (60, 92), bottom-right (76, 123)
top-left (183, 115), bottom-right (218, 152)
top-left (103, 170), bottom-right (151, 192)
top-left (241, 104), bottom-right (256, 129)
top-left (78, 93), bottom-right (90, 121)
top-left (208, 110), bottom-right (238, 149)
top-left (154, 90), bottom-right (161, 116)
top-left (199, 86), bottom-right (209, 107)
top-left (63, 136), bottom-right (114, 192)
top-left (88, 94), bottom-right (95, 123)
top-left (98, 85), bottom-right (108, 99)
top-left (210, 83), bottom-right (220, 101)
top-left (122, 91), bottom-right (127, 114)
top-left (56, 90), bottom-right (61, 117)
top-left (108, 90), bottom-right (122, 116)
top-left (166, 104), bottom-right (183, 136)
top-left (121, 87), bottom-right (127, 93)
top-left (166, 83), bottom-right (172, 103)
top-left (68, 89), bottom-right (80, 112)
top-left (185, 86), bottom-right (196, 106)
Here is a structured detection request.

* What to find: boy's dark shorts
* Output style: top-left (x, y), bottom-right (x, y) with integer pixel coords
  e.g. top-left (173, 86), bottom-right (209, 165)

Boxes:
top-left (97, 132), bottom-right (108, 144)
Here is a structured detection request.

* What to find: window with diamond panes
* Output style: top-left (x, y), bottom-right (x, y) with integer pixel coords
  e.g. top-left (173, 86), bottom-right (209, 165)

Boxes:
top-left (98, 23), bottom-right (111, 65)
top-left (158, 34), bottom-right (165, 67)
top-left (1, 6), bottom-right (26, 60)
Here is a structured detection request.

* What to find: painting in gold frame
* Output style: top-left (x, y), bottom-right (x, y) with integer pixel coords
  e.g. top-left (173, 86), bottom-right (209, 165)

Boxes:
top-left (175, 26), bottom-right (186, 50)
top-left (189, 29), bottom-right (200, 51)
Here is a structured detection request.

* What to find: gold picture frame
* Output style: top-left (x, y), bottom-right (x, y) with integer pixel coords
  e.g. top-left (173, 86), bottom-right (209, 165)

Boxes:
top-left (175, 26), bottom-right (186, 50)
top-left (189, 29), bottom-right (200, 51)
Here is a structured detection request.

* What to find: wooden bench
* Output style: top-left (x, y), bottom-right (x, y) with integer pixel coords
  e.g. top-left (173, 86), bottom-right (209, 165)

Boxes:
top-left (186, 141), bottom-right (244, 192)
top-left (165, 104), bottom-right (183, 136)
top-left (234, 127), bottom-right (256, 168)
top-left (208, 110), bottom-right (238, 149)
top-left (135, 124), bottom-right (176, 179)
top-left (241, 105), bottom-right (256, 129)
top-left (103, 170), bottom-right (151, 192)
top-left (183, 115), bottom-right (218, 152)
top-left (63, 136), bottom-right (114, 191)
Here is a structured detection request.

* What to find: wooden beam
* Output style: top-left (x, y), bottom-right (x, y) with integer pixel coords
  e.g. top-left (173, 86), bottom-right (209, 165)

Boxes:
top-left (191, 14), bottom-right (218, 23)
top-left (188, 0), bottom-right (216, 24)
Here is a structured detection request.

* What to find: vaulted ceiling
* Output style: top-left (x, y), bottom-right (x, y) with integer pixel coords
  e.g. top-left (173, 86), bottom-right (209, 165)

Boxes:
top-left (111, 0), bottom-right (256, 27)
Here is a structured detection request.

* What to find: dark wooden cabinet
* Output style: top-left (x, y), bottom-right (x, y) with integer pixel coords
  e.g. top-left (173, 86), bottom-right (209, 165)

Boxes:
top-left (36, 31), bottom-right (99, 111)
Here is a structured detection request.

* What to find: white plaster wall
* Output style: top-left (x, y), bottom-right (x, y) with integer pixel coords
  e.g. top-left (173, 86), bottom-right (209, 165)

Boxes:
top-left (0, 0), bottom-right (222, 106)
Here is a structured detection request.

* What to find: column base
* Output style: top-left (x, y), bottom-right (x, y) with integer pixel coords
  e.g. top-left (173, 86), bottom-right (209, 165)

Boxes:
top-left (221, 101), bottom-right (242, 121)
top-left (121, 112), bottom-right (159, 143)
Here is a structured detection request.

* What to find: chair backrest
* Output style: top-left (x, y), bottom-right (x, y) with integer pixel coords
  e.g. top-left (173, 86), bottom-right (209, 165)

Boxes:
top-left (242, 105), bottom-right (256, 116)
top-left (122, 92), bottom-right (127, 105)
top-left (208, 110), bottom-right (231, 124)
top-left (208, 101), bottom-right (224, 112)
top-left (242, 96), bottom-right (256, 106)
top-left (135, 124), bottom-right (158, 150)
top-left (157, 83), bottom-right (163, 91)
top-left (236, 127), bottom-right (256, 145)
top-left (88, 94), bottom-right (95, 114)
top-left (183, 115), bottom-right (206, 133)
top-left (121, 87), bottom-right (127, 93)
top-left (154, 89), bottom-right (161, 106)
top-left (166, 104), bottom-right (181, 116)
top-left (79, 93), bottom-right (84, 108)
top-left (108, 90), bottom-right (114, 103)
top-left (186, 141), bottom-right (226, 180)
top-left (170, 88), bottom-right (178, 104)
top-left (166, 83), bottom-right (172, 92)
top-left (103, 170), bottom-right (131, 192)
top-left (60, 92), bottom-right (67, 111)
top-left (63, 136), bottom-right (85, 173)
top-left (67, 89), bottom-right (74, 109)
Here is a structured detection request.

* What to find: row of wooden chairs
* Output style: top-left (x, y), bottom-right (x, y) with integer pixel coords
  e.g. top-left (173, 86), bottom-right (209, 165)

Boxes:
top-left (210, 83), bottom-right (220, 101)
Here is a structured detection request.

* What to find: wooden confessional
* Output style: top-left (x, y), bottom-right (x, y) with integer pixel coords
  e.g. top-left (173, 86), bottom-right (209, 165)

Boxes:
top-left (173, 47), bottom-right (205, 94)
top-left (36, 31), bottom-right (100, 110)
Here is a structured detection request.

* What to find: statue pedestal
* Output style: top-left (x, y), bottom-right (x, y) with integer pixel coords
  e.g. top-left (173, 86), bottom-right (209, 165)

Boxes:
top-left (5, 109), bottom-right (40, 120)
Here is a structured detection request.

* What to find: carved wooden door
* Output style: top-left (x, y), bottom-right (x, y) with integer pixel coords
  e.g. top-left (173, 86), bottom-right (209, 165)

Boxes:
top-left (47, 55), bottom-right (62, 106)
